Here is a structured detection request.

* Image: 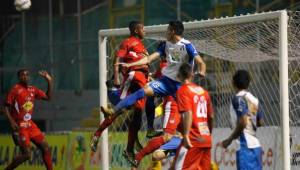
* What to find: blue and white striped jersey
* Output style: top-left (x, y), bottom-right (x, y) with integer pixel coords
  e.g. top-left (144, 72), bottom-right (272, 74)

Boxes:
top-left (157, 38), bottom-right (198, 81)
top-left (230, 90), bottom-right (263, 150)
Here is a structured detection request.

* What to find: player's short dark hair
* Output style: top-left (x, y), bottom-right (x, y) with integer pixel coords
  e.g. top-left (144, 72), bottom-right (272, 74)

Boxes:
top-left (177, 63), bottom-right (193, 81)
top-left (169, 21), bottom-right (184, 35)
top-left (129, 20), bottom-right (141, 35)
top-left (233, 69), bottom-right (250, 89)
top-left (17, 69), bottom-right (29, 77)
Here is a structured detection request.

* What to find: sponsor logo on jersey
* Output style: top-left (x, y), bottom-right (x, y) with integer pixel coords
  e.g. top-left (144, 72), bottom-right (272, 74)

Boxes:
top-left (22, 101), bottom-right (33, 112)
top-left (188, 86), bottom-right (204, 95)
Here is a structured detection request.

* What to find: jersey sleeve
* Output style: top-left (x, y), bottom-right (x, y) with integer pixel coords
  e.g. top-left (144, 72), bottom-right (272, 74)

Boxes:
top-left (185, 43), bottom-right (198, 61)
top-left (176, 88), bottom-right (192, 113)
top-left (232, 96), bottom-right (248, 117)
top-left (34, 87), bottom-right (47, 100)
top-left (115, 40), bottom-right (128, 58)
top-left (156, 41), bottom-right (166, 58)
top-left (5, 88), bottom-right (16, 106)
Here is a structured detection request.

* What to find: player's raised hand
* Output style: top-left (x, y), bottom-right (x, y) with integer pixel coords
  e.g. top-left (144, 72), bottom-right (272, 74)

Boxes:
top-left (38, 70), bottom-right (52, 81)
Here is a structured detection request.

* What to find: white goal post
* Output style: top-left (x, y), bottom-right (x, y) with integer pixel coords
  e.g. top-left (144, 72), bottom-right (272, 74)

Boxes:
top-left (98, 10), bottom-right (295, 170)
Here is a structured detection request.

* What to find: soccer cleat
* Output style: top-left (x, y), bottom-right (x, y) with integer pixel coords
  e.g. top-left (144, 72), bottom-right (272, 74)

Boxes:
top-left (122, 150), bottom-right (139, 167)
top-left (129, 159), bottom-right (139, 168)
top-left (90, 135), bottom-right (99, 152)
top-left (146, 129), bottom-right (163, 138)
top-left (100, 104), bottom-right (115, 119)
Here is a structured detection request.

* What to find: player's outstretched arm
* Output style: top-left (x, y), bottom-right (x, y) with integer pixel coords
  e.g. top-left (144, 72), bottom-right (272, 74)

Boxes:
top-left (118, 52), bottom-right (160, 68)
top-left (222, 115), bottom-right (247, 148)
top-left (38, 70), bottom-right (53, 100)
top-left (194, 55), bottom-right (206, 77)
top-left (4, 105), bottom-right (19, 131)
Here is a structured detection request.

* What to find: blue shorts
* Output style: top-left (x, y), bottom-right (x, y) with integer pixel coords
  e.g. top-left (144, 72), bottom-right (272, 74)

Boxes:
top-left (158, 136), bottom-right (181, 157)
top-left (148, 76), bottom-right (181, 97)
top-left (236, 147), bottom-right (262, 170)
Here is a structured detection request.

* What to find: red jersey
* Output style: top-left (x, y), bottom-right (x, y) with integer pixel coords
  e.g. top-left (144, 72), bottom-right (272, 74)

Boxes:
top-left (176, 83), bottom-right (213, 148)
top-left (5, 83), bottom-right (46, 122)
top-left (116, 36), bottom-right (149, 73)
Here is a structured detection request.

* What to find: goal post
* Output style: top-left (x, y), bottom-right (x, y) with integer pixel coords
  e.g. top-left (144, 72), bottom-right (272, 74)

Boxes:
top-left (98, 10), bottom-right (298, 170)
top-left (279, 10), bottom-right (290, 170)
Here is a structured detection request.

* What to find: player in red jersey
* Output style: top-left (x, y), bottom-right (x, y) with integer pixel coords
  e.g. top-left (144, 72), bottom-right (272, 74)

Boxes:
top-left (3, 69), bottom-right (53, 170)
top-left (91, 21), bottom-right (151, 161)
top-left (174, 63), bottom-right (214, 170)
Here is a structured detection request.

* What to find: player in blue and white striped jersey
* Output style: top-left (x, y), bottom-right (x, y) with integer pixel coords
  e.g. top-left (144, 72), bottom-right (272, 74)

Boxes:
top-left (222, 69), bottom-right (264, 170)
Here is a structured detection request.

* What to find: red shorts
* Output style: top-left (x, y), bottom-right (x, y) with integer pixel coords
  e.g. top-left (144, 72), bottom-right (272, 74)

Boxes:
top-left (17, 120), bottom-right (45, 147)
top-left (120, 70), bottom-right (148, 110)
top-left (162, 96), bottom-right (181, 134)
top-left (174, 146), bottom-right (211, 170)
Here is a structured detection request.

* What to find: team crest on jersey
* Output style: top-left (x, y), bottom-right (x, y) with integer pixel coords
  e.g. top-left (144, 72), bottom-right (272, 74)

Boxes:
top-left (22, 101), bottom-right (33, 112)
top-left (23, 113), bottom-right (32, 121)
top-left (170, 50), bottom-right (181, 62)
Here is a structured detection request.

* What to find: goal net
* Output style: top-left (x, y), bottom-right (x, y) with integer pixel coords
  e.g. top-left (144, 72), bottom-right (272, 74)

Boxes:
top-left (98, 10), bottom-right (300, 170)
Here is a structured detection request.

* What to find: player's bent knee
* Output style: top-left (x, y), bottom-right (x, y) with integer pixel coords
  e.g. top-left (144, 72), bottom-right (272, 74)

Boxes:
top-left (152, 151), bottom-right (166, 161)
top-left (143, 85), bottom-right (154, 96)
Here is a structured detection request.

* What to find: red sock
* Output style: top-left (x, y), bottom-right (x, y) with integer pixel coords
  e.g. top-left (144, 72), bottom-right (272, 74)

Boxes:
top-left (42, 150), bottom-right (53, 170)
top-left (94, 115), bottom-right (117, 137)
top-left (135, 136), bottom-right (165, 161)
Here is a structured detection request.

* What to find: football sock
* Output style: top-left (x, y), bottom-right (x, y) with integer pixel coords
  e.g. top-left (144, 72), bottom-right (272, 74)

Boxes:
top-left (114, 89), bottom-right (145, 113)
top-left (135, 136), bottom-right (165, 161)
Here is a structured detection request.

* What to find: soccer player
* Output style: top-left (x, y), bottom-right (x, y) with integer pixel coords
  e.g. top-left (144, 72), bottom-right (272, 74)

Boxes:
top-left (3, 69), bottom-right (53, 170)
top-left (221, 70), bottom-right (264, 170)
top-left (91, 21), bottom-right (152, 160)
top-left (94, 20), bottom-right (206, 141)
top-left (174, 62), bottom-right (214, 170)
top-left (128, 95), bottom-right (181, 168)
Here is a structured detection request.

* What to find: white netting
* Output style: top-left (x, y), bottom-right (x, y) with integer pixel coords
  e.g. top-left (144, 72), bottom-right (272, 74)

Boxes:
top-left (101, 11), bottom-right (300, 170)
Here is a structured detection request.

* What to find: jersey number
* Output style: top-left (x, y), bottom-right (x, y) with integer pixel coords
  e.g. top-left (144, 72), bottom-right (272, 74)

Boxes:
top-left (196, 97), bottom-right (207, 118)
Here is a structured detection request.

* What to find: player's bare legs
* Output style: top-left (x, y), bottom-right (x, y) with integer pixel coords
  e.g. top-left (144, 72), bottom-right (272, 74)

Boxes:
top-left (4, 147), bottom-right (31, 170)
top-left (123, 109), bottom-right (142, 161)
top-left (32, 139), bottom-right (53, 170)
